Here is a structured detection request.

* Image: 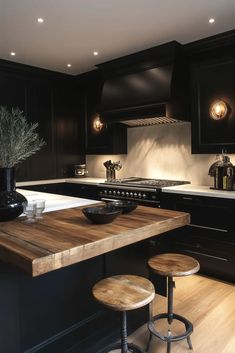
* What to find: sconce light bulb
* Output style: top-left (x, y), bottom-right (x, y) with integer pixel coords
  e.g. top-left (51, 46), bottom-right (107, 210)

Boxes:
top-left (210, 100), bottom-right (228, 120)
top-left (93, 115), bottom-right (104, 131)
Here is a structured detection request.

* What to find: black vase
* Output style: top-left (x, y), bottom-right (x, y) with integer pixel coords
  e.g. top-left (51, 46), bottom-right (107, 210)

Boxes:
top-left (0, 167), bottom-right (27, 222)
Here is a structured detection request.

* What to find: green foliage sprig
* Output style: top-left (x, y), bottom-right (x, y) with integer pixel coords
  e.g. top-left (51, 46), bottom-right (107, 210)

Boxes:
top-left (0, 106), bottom-right (46, 167)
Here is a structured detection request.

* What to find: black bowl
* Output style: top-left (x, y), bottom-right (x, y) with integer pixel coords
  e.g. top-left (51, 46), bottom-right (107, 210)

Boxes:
top-left (82, 206), bottom-right (121, 224)
top-left (106, 200), bottom-right (138, 214)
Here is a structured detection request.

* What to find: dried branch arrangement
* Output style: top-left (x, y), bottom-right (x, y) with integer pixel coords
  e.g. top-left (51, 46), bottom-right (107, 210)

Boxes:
top-left (0, 106), bottom-right (45, 168)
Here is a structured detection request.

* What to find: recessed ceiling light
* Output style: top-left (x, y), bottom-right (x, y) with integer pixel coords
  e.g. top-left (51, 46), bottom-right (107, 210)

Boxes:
top-left (37, 18), bottom-right (44, 23)
top-left (10, 52), bottom-right (16, 56)
top-left (209, 18), bottom-right (215, 24)
top-left (93, 51), bottom-right (99, 56)
top-left (67, 64), bottom-right (72, 67)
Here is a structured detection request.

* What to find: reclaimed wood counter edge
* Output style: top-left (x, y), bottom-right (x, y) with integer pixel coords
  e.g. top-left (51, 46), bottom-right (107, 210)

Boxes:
top-left (0, 206), bottom-right (190, 277)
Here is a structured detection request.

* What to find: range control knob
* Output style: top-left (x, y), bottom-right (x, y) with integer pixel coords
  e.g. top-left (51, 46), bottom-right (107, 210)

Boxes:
top-left (113, 191), bottom-right (116, 195)
top-left (117, 191), bottom-right (120, 196)
top-left (143, 193), bottom-right (146, 199)
top-left (138, 193), bottom-right (142, 198)
top-left (104, 190), bottom-right (108, 194)
top-left (109, 190), bottom-right (112, 195)
top-left (130, 192), bottom-right (133, 197)
top-left (134, 192), bottom-right (137, 198)
top-left (126, 192), bottom-right (129, 197)
top-left (121, 191), bottom-right (125, 196)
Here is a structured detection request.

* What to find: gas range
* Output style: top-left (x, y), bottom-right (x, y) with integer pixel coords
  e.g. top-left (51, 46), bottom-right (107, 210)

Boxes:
top-left (99, 177), bottom-right (190, 207)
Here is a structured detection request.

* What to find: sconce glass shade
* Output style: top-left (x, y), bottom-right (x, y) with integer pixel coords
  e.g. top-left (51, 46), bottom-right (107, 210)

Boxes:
top-left (210, 100), bottom-right (228, 120)
top-left (93, 114), bottom-right (104, 131)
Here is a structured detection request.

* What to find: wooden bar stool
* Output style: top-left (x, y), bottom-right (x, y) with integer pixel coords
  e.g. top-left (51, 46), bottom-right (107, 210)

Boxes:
top-left (92, 274), bottom-right (155, 353)
top-left (147, 253), bottom-right (200, 353)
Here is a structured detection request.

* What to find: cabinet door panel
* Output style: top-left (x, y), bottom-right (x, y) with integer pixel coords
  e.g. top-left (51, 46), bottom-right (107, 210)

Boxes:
top-left (85, 82), bottom-right (127, 155)
top-left (54, 87), bottom-right (85, 177)
top-left (192, 58), bottom-right (235, 153)
top-left (161, 193), bottom-right (235, 282)
top-left (27, 83), bottom-right (56, 180)
top-left (0, 74), bottom-right (28, 180)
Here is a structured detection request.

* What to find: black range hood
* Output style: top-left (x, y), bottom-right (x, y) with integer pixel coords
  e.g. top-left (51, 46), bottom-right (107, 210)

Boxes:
top-left (97, 41), bottom-right (189, 127)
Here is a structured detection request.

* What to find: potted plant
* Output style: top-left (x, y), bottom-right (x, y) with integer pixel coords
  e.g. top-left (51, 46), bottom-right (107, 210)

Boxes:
top-left (0, 106), bottom-right (45, 221)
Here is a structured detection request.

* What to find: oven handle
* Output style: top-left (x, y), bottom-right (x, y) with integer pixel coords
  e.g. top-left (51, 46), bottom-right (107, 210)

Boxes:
top-left (101, 197), bottom-right (161, 208)
top-left (101, 197), bottom-right (119, 202)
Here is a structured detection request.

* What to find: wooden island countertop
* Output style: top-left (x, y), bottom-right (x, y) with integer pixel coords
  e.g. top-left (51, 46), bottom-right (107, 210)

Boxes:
top-left (0, 206), bottom-right (190, 277)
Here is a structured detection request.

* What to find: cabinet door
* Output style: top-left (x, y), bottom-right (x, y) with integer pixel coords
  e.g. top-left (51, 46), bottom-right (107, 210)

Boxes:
top-left (161, 193), bottom-right (235, 281)
top-left (85, 82), bottom-right (127, 155)
top-left (27, 82), bottom-right (56, 180)
top-left (54, 86), bottom-right (85, 177)
top-left (191, 58), bottom-right (235, 153)
top-left (65, 183), bottom-right (100, 200)
top-left (0, 74), bottom-right (28, 180)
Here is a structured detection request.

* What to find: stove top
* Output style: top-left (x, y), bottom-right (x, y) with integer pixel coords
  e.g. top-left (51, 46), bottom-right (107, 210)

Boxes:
top-left (103, 177), bottom-right (190, 189)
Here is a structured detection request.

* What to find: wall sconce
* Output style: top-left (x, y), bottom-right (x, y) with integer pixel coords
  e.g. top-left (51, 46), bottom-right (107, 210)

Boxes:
top-left (93, 114), bottom-right (104, 132)
top-left (209, 100), bottom-right (228, 120)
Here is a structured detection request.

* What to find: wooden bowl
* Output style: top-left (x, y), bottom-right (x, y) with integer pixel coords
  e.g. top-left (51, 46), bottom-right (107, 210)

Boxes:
top-left (82, 206), bottom-right (121, 224)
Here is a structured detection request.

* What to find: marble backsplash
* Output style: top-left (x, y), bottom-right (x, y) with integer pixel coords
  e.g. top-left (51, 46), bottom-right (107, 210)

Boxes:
top-left (86, 122), bottom-right (235, 186)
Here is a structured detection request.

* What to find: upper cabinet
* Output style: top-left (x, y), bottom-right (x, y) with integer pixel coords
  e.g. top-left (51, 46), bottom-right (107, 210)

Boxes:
top-left (83, 73), bottom-right (127, 155)
top-left (27, 80), bottom-right (57, 180)
top-left (189, 30), bottom-right (235, 154)
top-left (0, 60), bottom-right (85, 181)
top-left (191, 58), bottom-right (235, 154)
top-left (54, 85), bottom-right (85, 177)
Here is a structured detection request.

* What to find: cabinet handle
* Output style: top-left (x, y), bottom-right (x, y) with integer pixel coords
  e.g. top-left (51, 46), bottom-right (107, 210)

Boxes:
top-left (189, 224), bottom-right (228, 233)
top-left (183, 249), bottom-right (228, 262)
top-left (149, 240), bottom-right (157, 247)
top-left (182, 197), bottom-right (193, 201)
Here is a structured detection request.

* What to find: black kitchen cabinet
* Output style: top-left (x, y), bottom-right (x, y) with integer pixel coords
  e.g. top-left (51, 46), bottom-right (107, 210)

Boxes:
top-left (161, 192), bottom-right (235, 282)
top-left (65, 183), bottom-right (100, 200)
top-left (83, 73), bottom-right (127, 155)
top-left (19, 183), bottom-right (67, 195)
top-left (54, 86), bottom-right (85, 178)
top-left (27, 81), bottom-right (57, 180)
top-left (20, 182), bottom-right (101, 201)
top-left (0, 73), bottom-right (28, 180)
top-left (0, 60), bottom-right (85, 181)
top-left (191, 57), bottom-right (235, 154)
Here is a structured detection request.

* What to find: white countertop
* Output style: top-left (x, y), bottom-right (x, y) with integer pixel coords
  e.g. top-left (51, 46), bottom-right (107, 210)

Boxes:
top-left (163, 184), bottom-right (235, 199)
top-left (16, 177), bottom-right (106, 187)
top-left (65, 177), bottom-right (106, 185)
top-left (17, 189), bottom-right (100, 213)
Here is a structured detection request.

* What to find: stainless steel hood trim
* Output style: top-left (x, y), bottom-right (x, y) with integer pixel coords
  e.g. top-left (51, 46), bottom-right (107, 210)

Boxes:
top-left (121, 116), bottom-right (182, 127)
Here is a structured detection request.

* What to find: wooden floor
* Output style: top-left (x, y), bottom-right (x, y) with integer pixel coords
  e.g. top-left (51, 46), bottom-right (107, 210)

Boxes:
top-left (126, 275), bottom-right (235, 353)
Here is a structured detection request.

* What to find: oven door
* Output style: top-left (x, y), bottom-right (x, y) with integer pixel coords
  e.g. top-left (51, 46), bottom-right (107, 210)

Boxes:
top-left (98, 184), bottom-right (161, 207)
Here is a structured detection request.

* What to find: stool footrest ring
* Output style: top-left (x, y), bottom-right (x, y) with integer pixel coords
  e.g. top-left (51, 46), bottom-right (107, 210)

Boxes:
top-left (148, 313), bottom-right (193, 343)
top-left (98, 342), bottom-right (145, 353)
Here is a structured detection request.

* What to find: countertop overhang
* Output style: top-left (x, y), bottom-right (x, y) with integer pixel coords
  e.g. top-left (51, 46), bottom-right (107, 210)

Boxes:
top-left (0, 206), bottom-right (189, 277)
top-left (162, 184), bottom-right (235, 199)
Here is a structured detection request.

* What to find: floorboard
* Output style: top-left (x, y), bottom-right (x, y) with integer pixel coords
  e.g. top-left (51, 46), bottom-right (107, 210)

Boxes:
top-left (126, 275), bottom-right (235, 353)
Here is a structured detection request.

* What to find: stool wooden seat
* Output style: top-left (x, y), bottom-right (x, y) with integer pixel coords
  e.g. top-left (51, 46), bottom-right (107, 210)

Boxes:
top-left (148, 253), bottom-right (200, 277)
top-left (93, 274), bottom-right (155, 311)
top-left (147, 253), bottom-right (200, 353)
top-left (93, 275), bottom-right (155, 353)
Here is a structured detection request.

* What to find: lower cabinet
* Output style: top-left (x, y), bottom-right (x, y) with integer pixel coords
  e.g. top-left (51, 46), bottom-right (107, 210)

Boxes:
top-left (19, 182), bottom-right (101, 201)
top-left (65, 183), bottom-right (100, 200)
top-left (161, 193), bottom-right (235, 282)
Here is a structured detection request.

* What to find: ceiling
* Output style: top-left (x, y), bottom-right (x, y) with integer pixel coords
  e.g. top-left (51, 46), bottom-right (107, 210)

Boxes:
top-left (1, 0), bottom-right (235, 75)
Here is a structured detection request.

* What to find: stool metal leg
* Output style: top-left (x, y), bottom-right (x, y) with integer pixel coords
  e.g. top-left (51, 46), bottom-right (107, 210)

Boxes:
top-left (167, 277), bottom-right (174, 325)
top-left (121, 311), bottom-right (128, 353)
top-left (147, 276), bottom-right (194, 353)
top-left (146, 302), bottom-right (154, 352)
top-left (187, 334), bottom-right (193, 350)
top-left (166, 340), bottom-right (171, 353)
